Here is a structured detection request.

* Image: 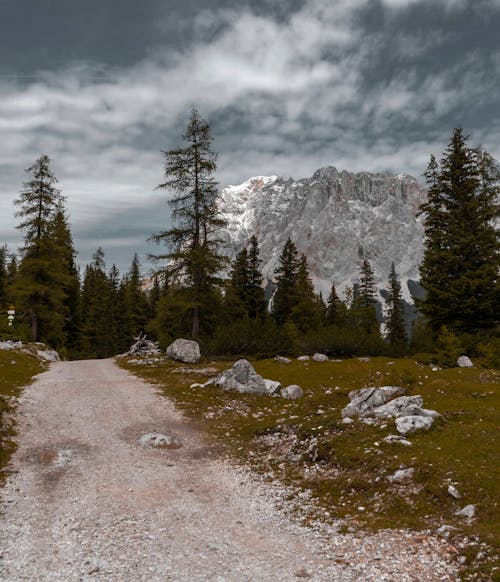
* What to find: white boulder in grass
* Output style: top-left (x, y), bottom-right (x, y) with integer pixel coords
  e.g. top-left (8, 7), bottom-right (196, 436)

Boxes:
top-left (281, 385), bottom-right (304, 399)
top-left (209, 359), bottom-right (268, 395)
top-left (297, 355), bottom-right (310, 361)
top-left (274, 355), bottom-right (291, 364)
top-left (264, 379), bottom-right (281, 395)
top-left (166, 339), bottom-right (201, 364)
top-left (457, 355), bottom-right (473, 368)
top-left (312, 353), bottom-right (329, 362)
top-left (341, 386), bottom-right (405, 418)
top-left (395, 415), bottom-right (434, 435)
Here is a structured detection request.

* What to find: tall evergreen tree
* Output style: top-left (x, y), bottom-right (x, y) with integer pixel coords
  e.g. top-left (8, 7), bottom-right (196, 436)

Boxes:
top-left (151, 109), bottom-right (227, 337)
top-left (419, 128), bottom-right (500, 333)
top-left (247, 235), bottom-right (267, 320)
top-left (0, 245), bottom-right (7, 308)
top-left (385, 262), bottom-right (407, 353)
top-left (326, 282), bottom-right (340, 325)
top-left (13, 155), bottom-right (68, 345)
top-left (291, 255), bottom-right (323, 332)
top-left (271, 238), bottom-right (300, 326)
top-left (352, 259), bottom-right (379, 334)
top-left (123, 253), bottom-right (149, 337)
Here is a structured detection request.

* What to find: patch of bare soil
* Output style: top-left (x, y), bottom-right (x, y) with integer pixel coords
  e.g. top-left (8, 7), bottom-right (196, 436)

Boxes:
top-left (0, 359), bottom-right (458, 581)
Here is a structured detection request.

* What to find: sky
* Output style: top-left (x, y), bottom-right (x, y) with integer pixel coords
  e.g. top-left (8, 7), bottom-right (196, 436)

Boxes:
top-left (0, 0), bottom-right (499, 274)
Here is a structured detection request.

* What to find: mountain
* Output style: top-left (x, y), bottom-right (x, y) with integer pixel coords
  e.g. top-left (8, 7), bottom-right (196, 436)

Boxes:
top-left (218, 166), bottom-right (427, 301)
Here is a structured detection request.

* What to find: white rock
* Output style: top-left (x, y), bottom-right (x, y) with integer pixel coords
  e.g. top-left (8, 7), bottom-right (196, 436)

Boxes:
top-left (395, 415), bottom-right (433, 435)
top-left (342, 386), bottom-right (405, 418)
top-left (263, 379), bottom-right (281, 395)
top-left (457, 355), bottom-right (473, 368)
top-left (35, 348), bottom-right (60, 362)
top-left (387, 467), bottom-right (414, 483)
top-left (448, 485), bottom-right (461, 499)
top-left (342, 417), bottom-right (354, 424)
top-left (281, 385), bottom-right (303, 399)
top-left (312, 353), bottom-right (329, 362)
top-left (371, 395), bottom-right (424, 418)
top-left (274, 356), bottom-right (291, 364)
top-left (139, 433), bottom-right (182, 448)
top-left (383, 434), bottom-right (412, 446)
top-left (297, 355), bottom-right (310, 361)
top-left (166, 339), bottom-right (201, 364)
top-left (455, 504), bottom-right (476, 519)
top-left (211, 359), bottom-right (268, 395)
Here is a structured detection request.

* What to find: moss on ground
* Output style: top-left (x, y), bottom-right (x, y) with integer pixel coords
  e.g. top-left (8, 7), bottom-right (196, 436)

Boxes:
top-left (0, 349), bottom-right (45, 482)
top-left (122, 355), bottom-right (499, 580)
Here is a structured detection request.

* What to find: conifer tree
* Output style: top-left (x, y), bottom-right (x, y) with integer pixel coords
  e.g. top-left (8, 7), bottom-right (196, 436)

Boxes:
top-left (0, 245), bottom-right (7, 308)
top-left (271, 238), bottom-right (300, 326)
top-left (352, 259), bottom-right (379, 334)
top-left (247, 235), bottom-right (267, 320)
top-left (326, 283), bottom-right (340, 325)
top-left (123, 253), bottom-right (149, 337)
top-left (291, 255), bottom-right (323, 332)
top-left (419, 129), bottom-right (499, 333)
top-left (151, 109), bottom-right (227, 337)
top-left (385, 262), bottom-right (407, 353)
top-left (13, 155), bottom-right (68, 345)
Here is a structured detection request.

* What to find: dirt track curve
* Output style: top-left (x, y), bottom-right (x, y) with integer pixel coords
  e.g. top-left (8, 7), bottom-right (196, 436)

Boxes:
top-left (0, 359), bottom-right (457, 581)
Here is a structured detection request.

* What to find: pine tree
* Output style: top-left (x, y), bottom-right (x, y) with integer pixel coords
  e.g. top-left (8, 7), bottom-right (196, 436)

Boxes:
top-left (247, 235), bottom-right (267, 320)
top-left (352, 259), bottom-right (379, 334)
top-left (326, 282), bottom-right (340, 325)
top-left (385, 262), bottom-right (407, 353)
top-left (151, 109), bottom-right (227, 337)
top-left (419, 128), bottom-right (500, 333)
top-left (291, 255), bottom-right (323, 332)
top-left (0, 245), bottom-right (7, 308)
top-left (271, 238), bottom-right (300, 326)
top-left (13, 155), bottom-right (68, 345)
top-left (123, 253), bottom-right (149, 337)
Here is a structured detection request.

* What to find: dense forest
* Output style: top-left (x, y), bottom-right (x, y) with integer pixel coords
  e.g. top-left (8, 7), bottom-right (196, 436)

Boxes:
top-left (0, 113), bottom-right (498, 366)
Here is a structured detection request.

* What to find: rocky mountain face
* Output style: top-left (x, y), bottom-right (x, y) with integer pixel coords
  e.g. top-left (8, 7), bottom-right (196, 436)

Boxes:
top-left (218, 166), bottom-right (427, 301)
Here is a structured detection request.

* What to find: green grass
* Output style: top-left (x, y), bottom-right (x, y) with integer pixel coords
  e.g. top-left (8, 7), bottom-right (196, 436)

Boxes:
top-left (0, 349), bottom-right (45, 481)
top-left (121, 355), bottom-right (499, 580)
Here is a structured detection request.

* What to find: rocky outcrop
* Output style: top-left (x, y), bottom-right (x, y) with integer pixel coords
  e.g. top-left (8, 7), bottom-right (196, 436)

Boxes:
top-left (218, 167), bottom-right (427, 299)
top-left (371, 395), bottom-right (424, 418)
top-left (166, 339), bottom-right (201, 364)
top-left (0, 340), bottom-right (60, 362)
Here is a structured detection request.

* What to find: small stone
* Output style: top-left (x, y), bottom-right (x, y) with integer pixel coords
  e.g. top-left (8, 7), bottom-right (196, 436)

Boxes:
top-left (281, 385), bottom-right (303, 399)
top-left (342, 417), bottom-right (354, 424)
top-left (455, 504), bottom-right (476, 519)
top-left (297, 355), bottom-right (310, 361)
top-left (274, 356), bottom-right (291, 364)
top-left (448, 485), bottom-right (461, 499)
top-left (383, 434), bottom-right (412, 446)
top-left (387, 467), bottom-right (414, 483)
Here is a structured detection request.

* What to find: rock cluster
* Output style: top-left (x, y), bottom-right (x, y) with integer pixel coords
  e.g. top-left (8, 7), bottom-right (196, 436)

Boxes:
top-left (126, 333), bottom-right (161, 358)
top-left (199, 359), bottom-right (303, 399)
top-left (342, 386), bottom-right (440, 435)
top-left (166, 339), bottom-right (201, 364)
top-left (0, 340), bottom-right (60, 362)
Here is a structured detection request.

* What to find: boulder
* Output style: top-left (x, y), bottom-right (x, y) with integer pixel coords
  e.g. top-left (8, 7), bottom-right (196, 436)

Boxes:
top-left (264, 379), bottom-right (281, 395)
top-left (297, 355), bottom-right (310, 361)
top-left (371, 395), bottom-right (424, 418)
top-left (342, 386), bottom-right (405, 418)
top-left (457, 355), bottom-right (473, 368)
top-left (210, 359), bottom-right (268, 395)
top-left (281, 384), bottom-right (303, 399)
top-left (395, 415), bottom-right (434, 435)
top-left (274, 356), bottom-right (291, 364)
top-left (166, 339), bottom-right (201, 364)
top-left (312, 353), bottom-right (329, 362)
top-left (35, 347), bottom-right (60, 362)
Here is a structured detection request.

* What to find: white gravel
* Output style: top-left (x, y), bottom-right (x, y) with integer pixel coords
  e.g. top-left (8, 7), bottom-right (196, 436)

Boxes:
top-left (0, 359), bottom-right (458, 581)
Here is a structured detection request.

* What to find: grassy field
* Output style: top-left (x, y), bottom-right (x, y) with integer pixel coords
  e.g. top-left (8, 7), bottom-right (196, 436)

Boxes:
top-left (121, 355), bottom-right (499, 581)
top-left (0, 349), bottom-right (45, 481)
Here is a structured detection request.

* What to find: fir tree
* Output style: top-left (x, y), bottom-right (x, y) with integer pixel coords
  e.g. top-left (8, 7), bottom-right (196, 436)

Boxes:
top-left (419, 128), bottom-right (500, 333)
top-left (352, 259), bottom-right (379, 334)
top-left (271, 238), bottom-right (300, 326)
top-left (385, 262), bottom-right (407, 353)
top-left (291, 255), bottom-right (323, 332)
top-left (247, 235), bottom-right (267, 320)
top-left (151, 109), bottom-right (227, 337)
top-left (326, 282), bottom-right (340, 325)
top-left (13, 155), bottom-right (68, 345)
top-left (124, 253), bottom-right (149, 337)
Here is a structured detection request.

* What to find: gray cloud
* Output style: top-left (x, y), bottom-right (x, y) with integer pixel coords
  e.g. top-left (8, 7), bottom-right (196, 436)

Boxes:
top-left (0, 0), bottom-right (499, 272)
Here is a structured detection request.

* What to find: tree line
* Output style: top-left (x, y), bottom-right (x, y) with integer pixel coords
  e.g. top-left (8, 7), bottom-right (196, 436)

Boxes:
top-left (0, 113), bottom-right (498, 365)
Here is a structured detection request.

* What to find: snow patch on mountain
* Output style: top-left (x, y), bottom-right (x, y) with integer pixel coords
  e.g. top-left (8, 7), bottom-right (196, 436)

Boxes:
top-left (218, 166), bottom-right (427, 303)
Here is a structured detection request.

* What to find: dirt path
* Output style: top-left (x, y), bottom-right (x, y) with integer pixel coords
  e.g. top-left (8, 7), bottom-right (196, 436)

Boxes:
top-left (0, 359), bottom-right (457, 581)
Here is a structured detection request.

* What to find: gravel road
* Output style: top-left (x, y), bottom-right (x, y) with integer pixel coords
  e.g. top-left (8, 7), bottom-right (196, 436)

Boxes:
top-left (0, 359), bottom-right (458, 581)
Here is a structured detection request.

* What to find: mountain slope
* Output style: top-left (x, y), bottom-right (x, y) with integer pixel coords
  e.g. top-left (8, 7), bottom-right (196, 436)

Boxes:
top-left (218, 166), bottom-right (427, 300)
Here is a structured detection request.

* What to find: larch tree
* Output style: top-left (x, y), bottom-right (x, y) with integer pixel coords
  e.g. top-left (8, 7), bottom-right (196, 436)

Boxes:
top-left (151, 109), bottom-right (227, 338)
top-left (418, 128), bottom-right (500, 333)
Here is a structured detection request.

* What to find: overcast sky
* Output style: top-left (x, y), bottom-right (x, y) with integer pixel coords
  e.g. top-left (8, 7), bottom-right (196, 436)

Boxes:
top-left (0, 0), bottom-right (499, 273)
